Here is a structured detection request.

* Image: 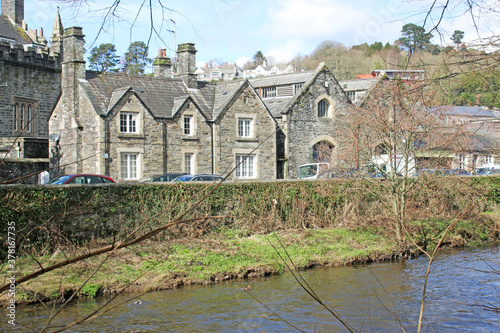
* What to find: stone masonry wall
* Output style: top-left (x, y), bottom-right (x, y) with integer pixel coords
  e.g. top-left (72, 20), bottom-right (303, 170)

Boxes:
top-left (215, 85), bottom-right (276, 181)
top-left (0, 42), bottom-right (61, 157)
top-left (285, 68), bottom-right (351, 178)
top-left (166, 101), bottom-right (213, 175)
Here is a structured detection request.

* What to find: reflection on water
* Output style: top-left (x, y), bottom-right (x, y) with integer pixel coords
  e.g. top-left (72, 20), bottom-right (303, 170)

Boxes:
top-left (7, 245), bottom-right (500, 332)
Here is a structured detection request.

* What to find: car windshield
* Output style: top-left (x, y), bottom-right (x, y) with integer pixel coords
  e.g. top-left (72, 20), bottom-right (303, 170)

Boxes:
top-left (298, 165), bottom-right (318, 178)
top-left (173, 175), bottom-right (194, 181)
top-left (47, 175), bottom-right (72, 184)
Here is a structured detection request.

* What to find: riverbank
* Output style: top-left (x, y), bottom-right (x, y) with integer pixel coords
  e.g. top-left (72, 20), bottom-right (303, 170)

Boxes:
top-left (2, 214), bottom-right (498, 307)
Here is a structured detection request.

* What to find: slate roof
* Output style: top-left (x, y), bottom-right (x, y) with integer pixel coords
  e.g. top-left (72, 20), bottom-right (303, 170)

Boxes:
top-left (82, 74), bottom-right (188, 118)
top-left (339, 78), bottom-right (378, 92)
top-left (249, 71), bottom-right (314, 88)
top-left (433, 106), bottom-right (496, 118)
top-left (0, 14), bottom-right (32, 44)
top-left (262, 97), bottom-right (294, 118)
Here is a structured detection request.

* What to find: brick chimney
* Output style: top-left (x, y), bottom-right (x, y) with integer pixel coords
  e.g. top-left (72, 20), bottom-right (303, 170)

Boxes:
top-left (2, 0), bottom-right (24, 27)
top-left (176, 42), bottom-right (197, 88)
top-left (153, 49), bottom-right (172, 78)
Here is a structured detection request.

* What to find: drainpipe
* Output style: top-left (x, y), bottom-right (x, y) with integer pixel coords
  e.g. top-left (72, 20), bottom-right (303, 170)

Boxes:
top-left (104, 118), bottom-right (110, 176)
top-left (163, 120), bottom-right (168, 173)
top-left (208, 121), bottom-right (214, 174)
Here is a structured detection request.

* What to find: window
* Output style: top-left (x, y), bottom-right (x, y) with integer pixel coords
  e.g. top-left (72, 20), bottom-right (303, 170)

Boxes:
top-left (184, 153), bottom-right (194, 174)
top-left (120, 113), bottom-right (137, 133)
top-left (236, 154), bottom-right (255, 178)
top-left (238, 118), bottom-right (252, 138)
top-left (486, 155), bottom-right (493, 164)
top-left (262, 87), bottom-right (277, 98)
top-left (121, 153), bottom-right (138, 179)
top-left (212, 71), bottom-right (219, 77)
top-left (345, 91), bottom-right (355, 101)
top-left (184, 115), bottom-right (193, 135)
top-left (13, 100), bottom-right (36, 135)
top-left (459, 154), bottom-right (465, 169)
top-left (294, 84), bottom-right (303, 94)
top-left (318, 99), bottom-right (329, 117)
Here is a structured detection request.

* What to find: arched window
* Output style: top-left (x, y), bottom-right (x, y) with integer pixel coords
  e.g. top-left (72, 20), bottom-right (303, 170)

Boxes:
top-left (318, 99), bottom-right (329, 117)
top-left (313, 141), bottom-right (334, 162)
top-left (12, 100), bottom-right (36, 135)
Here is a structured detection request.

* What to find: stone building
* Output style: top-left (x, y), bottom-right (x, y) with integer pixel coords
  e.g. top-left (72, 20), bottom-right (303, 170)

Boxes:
top-left (49, 34), bottom-right (278, 182)
top-left (249, 66), bottom-right (352, 178)
top-left (0, 0), bottom-right (62, 183)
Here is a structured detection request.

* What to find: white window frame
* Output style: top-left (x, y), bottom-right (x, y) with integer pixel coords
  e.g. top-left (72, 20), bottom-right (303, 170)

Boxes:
top-left (184, 115), bottom-right (193, 136)
top-left (485, 155), bottom-right (493, 165)
top-left (262, 87), bottom-right (277, 98)
top-left (459, 154), bottom-right (465, 169)
top-left (120, 112), bottom-right (138, 133)
top-left (184, 152), bottom-right (195, 174)
top-left (235, 154), bottom-right (256, 179)
top-left (294, 84), bottom-right (303, 94)
top-left (120, 153), bottom-right (138, 180)
top-left (238, 118), bottom-right (253, 138)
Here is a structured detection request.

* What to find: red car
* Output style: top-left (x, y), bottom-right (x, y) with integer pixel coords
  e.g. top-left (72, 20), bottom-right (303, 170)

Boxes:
top-left (47, 174), bottom-right (115, 185)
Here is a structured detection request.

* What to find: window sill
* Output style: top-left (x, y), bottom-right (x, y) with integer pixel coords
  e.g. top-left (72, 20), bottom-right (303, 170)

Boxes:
top-left (118, 134), bottom-right (145, 139)
top-left (182, 136), bottom-right (199, 141)
top-left (236, 138), bottom-right (259, 142)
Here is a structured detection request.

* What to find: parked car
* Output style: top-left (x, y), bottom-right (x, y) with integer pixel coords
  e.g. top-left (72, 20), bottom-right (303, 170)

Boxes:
top-left (172, 174), bottom-right (225, 182)
top-left (172, 175), bottom-right (194, 182)
top-left (47, 174), bottom-right (115, 185)
top-left (190, 174), bottom-right (225, 182)
top-left (141, 173), bottom-right (187, 182)
top-left (297, 163), bottom-right (331, 180)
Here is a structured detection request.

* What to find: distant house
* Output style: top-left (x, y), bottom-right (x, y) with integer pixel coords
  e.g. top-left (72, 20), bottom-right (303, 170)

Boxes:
top-left (209, 65), bottom-right (242, 81)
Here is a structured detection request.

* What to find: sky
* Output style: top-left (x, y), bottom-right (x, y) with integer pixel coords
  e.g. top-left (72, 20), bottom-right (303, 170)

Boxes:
top-left (21, 0), bottom-right (500, 69)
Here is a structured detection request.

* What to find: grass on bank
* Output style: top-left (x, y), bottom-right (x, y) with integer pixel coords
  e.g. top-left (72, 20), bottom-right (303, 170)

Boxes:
top-left (2, 214), bottom-right (498, 306)
top-left (1, 226), bottom-right (395, 305)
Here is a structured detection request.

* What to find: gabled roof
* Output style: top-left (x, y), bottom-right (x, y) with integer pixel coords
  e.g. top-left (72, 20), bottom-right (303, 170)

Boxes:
top-left (278, 62), bottom-right (351, 115)
top-left (83, 74), bottom-right (188, 118)
top-left (0, 14), bottom-right (32, 44)
top-left (212, 80), bottom-right (248, 120)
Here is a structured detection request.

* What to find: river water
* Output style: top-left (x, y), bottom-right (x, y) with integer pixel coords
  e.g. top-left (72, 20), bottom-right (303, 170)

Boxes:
top-left (9, 245), bottom-right (500, 332)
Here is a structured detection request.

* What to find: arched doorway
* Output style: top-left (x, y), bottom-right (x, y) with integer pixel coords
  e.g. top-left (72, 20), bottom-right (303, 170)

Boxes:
top-left (313, 141), bottom-right (334, 162)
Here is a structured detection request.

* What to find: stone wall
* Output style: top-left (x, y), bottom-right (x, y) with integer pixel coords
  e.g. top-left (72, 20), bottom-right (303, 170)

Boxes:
top-left (0, 42), bottom-right (61, 157)
top-left (0, 158), bottom-right (49, 184)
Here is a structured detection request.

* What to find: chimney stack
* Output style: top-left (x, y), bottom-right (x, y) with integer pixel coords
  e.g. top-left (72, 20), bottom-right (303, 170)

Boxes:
top-left (153, 49), bottom-right (173, 78)
top-left (176, 42), bottom-right (197, 89)
top-left (2, 0), bottom-right (24, 27)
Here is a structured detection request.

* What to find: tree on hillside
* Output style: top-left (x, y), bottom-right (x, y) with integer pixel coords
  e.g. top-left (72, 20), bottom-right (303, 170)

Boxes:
top-left (123, 41), bottom-right (152, 75)
top-left (451, 30), bottom-right (464, 46)
top-left (252, 51), bottom-right (267, 66)
top-left (397, 23), bottom-right (433, 54)
top-left (88, 43), bottom-right (119, 72)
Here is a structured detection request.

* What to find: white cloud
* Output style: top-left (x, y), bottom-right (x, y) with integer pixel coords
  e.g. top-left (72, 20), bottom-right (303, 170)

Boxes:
top-left (265, 38), bottom-right (310, 63)
top-left (266, 0), bottom-right (371, 40)
top-left (235, 56), bottom-right (251, 68)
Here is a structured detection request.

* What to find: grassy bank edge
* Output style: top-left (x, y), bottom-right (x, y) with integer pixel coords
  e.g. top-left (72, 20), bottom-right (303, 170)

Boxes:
top-left (2, 216), bottom-right (498, 307)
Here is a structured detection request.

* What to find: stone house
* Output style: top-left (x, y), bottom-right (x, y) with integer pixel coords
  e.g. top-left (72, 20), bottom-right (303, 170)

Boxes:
top-left (0, 0), bottom-right (62, 183)
top-left (49, 33), bottom-right (277, 182)
top-left (249, 65), bottom-right (352, 178)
